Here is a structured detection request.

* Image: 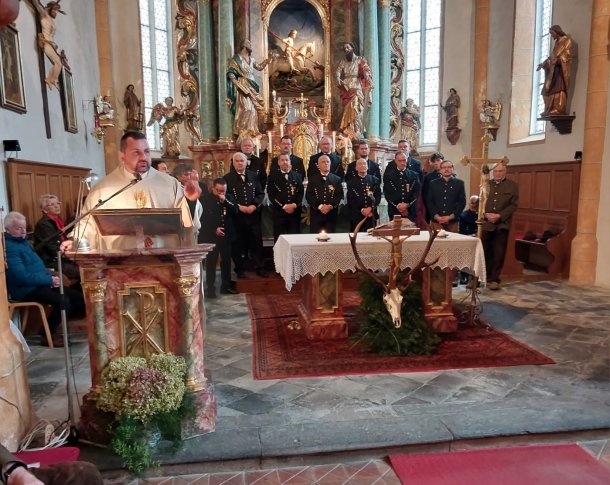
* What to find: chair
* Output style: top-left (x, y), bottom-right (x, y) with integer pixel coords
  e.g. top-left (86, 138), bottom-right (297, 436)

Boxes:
top-left (8, 301), bottom-right (54, 348)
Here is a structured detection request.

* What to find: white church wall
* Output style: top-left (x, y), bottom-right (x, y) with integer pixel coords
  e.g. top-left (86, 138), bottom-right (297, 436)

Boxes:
top-left (0, 0), bottom-right (104, 212)
top-left (440, 0), bottom-right (475, 196)
top-left (488, 0), bottom-right (592, 164)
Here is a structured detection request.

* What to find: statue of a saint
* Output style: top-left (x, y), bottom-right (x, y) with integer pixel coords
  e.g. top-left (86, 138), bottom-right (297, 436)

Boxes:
top-left (147, 96), bottom-right (184, 158)
top-left (28, 0), bottom-right (67, 89)
top-left (123, 84), bottom-right (142, 131)
top-left (440, 88), bottom-right (460, 129)
top-left (400, 98), bottom-right (421, 149)
top-left (479, 99), bottom-right (502, 125)
top-left (227, 39), bottom-right (272, 139)
top-left (336, 42), bottom-right (373, 140)
top-left (282, 29), bottom-right (298, 73)
top-left (537, 25), bottom-right (573, 116)
top-left (95, 95), bottom-right (114, 127)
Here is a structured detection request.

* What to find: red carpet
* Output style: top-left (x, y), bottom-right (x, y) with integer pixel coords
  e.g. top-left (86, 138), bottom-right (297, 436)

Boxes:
top-left (248, 293), bottom-right (554, 380)
top-left (389, 444), bottom-right (610, 485)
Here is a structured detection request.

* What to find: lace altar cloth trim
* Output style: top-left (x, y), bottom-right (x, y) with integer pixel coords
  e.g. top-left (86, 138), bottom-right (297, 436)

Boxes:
top-left (274, 232), bottom-right (486, 291)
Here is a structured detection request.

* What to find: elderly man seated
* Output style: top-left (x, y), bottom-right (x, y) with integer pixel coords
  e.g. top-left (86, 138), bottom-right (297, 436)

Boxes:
top-left (4, 212), bottom-right (85, 347)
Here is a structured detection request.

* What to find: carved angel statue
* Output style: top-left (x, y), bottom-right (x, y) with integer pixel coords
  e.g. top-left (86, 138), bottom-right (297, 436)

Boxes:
top-left (147, 96), bottom-right (184, 158)
top-left (95, 95), bottom-right (114, 127)
top-left (479, 99), bottom-right (502, 125)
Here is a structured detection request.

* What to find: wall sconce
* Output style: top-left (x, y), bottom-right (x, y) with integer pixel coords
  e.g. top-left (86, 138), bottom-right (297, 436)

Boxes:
top-left (92, 95), bottom-right (115, 143)
top-left (3, 139), bottom-right (21, 158)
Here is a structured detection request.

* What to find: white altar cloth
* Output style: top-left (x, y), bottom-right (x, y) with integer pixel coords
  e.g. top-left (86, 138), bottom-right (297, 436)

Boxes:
top-left (274, 232), bottom-right (486, 291)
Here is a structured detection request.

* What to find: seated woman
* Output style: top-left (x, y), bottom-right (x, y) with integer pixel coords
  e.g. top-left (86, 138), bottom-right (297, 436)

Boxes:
top-left (4, 212), bottom-right (85, 347)
top-left (33, 194), bottom-right (80, 285)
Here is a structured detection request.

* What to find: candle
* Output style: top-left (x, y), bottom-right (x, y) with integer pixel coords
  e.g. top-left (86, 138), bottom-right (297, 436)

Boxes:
top-left (319, 229), bottom-right (329, 241)
top-left (280, 124), bottom-right (284, 137)
top-left (256, 140), bottom-right (260, 157)
top-left (267, 131), bottom-right (272, 152)
top-left (319, 123), bottom-right (324, 137)
top-left (332, 131), bottom-right (336, 151)
top-left (272, 90), bottom-right (276, 100)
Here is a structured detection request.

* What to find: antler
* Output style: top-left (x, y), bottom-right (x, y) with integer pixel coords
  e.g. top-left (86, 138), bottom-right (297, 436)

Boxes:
top-left (397, 225), bottom-right (440, 292)
top-left (348, 217), bottom-right (388, 290)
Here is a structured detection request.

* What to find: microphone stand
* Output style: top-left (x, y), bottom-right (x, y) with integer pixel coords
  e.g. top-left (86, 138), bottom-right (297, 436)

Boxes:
top-left (38, 176), bottom-right (141, 442)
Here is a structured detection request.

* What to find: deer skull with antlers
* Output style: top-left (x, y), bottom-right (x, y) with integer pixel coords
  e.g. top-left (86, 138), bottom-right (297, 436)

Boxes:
top-left (349, 216), bottom-right (439, 328)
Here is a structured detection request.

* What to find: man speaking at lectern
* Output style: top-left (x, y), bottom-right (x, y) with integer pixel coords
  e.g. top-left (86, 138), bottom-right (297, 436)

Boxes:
top-left (63, 131), bottom-right (199, 251)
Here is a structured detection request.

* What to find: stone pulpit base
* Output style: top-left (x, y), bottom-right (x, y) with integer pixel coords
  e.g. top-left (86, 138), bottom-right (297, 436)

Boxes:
top-left (73, 245), bottom-right (216, 443)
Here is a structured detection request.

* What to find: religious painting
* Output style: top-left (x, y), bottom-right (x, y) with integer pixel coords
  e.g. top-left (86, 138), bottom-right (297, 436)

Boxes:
top-left (0, 25), bottom-right (26, 113)
top-left (60, 67), bottom-right (78, 133)
top-left (266, 0), bottom-right (326, 101)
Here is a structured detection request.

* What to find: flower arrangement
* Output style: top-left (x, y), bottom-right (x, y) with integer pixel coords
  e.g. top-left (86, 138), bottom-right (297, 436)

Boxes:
top-left (97, 354), bottom-right (194, 474)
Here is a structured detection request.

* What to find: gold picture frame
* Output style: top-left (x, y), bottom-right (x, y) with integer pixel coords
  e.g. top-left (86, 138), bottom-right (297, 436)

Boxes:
top-left (60, 67), bottom-right (78, 133)
top-left (0, 25), bottom-right (27, 113)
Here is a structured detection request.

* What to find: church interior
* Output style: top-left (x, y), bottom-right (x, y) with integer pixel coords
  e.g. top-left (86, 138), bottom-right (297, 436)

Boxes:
top-left (0, 0), bottom-right (609, 482)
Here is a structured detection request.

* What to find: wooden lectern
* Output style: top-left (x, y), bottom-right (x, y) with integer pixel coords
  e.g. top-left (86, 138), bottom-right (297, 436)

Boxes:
top-left (72, 209), bottom-right (216, 442)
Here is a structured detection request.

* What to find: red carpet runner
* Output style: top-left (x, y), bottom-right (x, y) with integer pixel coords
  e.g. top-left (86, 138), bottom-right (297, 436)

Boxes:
top-left (248, 293), bottom-right (554, 380)
top-left (389, 444), bottom-right (610, 485)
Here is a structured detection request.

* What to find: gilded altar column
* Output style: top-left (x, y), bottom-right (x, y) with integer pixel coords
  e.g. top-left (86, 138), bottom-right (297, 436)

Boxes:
top-left (363, 0), bottom-right (380, 140)
top-left (198, 0), bottom-right (218, 142)
top-left (175, 275), bottom-right (205, 390)
top-left (82, 281), bottom-right (109, 390)
top-left (217, 0), bottom-right (234, 142)
top-left (569, 0), bottom-right (608, 283)
top-left (378, 0), bottom-right (391, 140)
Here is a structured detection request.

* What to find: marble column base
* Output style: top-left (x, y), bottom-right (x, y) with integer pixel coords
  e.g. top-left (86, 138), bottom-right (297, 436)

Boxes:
top-left (181, 383), bottom-right (217, 439)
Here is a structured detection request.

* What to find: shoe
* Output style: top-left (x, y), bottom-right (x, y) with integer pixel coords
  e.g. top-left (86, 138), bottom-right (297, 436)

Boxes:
top-left (220, 286), bottom-right (239, 295)
top-left (235, 271), bottom-right (246, 279)
top-left (206, 288), bottom-right (217, 299)
top-left (488, 281), bottom-right (500, 291)
top-left (40, 335), bottom-right (65, 348)
top-left (256, 269), bottom-right (268, 278)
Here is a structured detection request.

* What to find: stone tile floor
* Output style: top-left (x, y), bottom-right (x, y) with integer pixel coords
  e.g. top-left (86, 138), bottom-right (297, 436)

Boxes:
top-left (22, 280), bottom-right (610, 483)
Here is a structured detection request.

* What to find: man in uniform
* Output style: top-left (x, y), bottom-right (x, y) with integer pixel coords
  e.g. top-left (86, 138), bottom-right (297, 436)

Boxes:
top-left (345, 142), bottom-right (381, 181)
top-left (269, 135), bottom-right (306, 179)
top-left (306, 155), bottom-right (343, 233)
top-left (481, 163), bottom-right (519, 290)
top-left (224, 152), bottom-right (266, 278)
top-left (383, 150), bottom-right (420, 222)
top-left (425, 160), bottom-right (465, 233)
top-left (231, 136), bottom-right (267, 190)
top-left (421, 151), bottom-right (445, 223)
top-left (266, 153), bottom-right (304, 241)
top-left (308, 136), bottom-right (344, 179)
top-left (346, 158), bottom-right (381, 231)
top-left (198, 178), bottom-right (239, 297)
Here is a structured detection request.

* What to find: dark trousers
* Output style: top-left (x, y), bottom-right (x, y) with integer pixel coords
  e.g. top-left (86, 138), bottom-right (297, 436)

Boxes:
top-left (232, 219), bottom-right (263, 273)
top-left (205, 238), bottom-right (232, 290)
top-left (388, 203), bottom-right (417, 223)
top-left (273, 212), bottom-right (301, 242)
top-left (21, 286), bottom-right (86, 335)
top-left (349, 214), bottom-right (376, 232)
top-left (310, 210), bottom-right (337, 233)
top-left (481, 228), bottom-right (510, 283)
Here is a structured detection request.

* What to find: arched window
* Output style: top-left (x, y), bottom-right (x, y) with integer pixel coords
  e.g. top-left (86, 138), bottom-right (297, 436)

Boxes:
top-left (509, 0), bottom-right (552, 143)
top-left (139, 0), bottom-right (173, 150)
top-left (404, 0), bottom-right (442, 148)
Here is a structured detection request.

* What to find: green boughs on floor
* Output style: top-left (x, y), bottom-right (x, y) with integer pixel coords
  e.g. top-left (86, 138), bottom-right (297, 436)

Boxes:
top-left (352, 275), bottom-right (441, 356)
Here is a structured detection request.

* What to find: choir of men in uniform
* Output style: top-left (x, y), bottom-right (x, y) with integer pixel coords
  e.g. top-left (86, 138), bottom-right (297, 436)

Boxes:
top-left (346, 158), bottom-right (381, 231)
top-left (306, 155), bottom-right (344, 233)
top-left (224, 152), bottom-right (266, 278)
top-left (383, 150), bottom-right (420, 222)
top-left (266, 153), bottom-right (304, 241)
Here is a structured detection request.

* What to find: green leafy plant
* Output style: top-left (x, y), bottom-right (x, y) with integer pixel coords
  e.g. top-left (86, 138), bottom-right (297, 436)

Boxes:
top-left (352, 275), bottom-right (441, 355)
top-left (97, 354), bottom-right (193, 474)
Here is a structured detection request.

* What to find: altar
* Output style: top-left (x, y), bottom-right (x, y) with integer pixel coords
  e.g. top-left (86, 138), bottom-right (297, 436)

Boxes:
top-left (274, 233), bottom-right (486, 339)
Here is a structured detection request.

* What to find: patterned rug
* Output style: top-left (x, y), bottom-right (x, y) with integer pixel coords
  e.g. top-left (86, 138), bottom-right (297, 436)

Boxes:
top-left (248, 293), bottom-right (555, 380)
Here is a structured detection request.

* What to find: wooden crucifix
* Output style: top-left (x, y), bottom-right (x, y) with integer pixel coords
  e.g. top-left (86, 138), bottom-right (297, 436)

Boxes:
top-left (460, 133), bottom-right (509, 238)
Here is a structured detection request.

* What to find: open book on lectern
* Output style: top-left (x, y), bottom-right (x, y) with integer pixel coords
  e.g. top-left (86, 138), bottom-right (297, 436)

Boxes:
top-left (91, 208), bottom-right (194, 250)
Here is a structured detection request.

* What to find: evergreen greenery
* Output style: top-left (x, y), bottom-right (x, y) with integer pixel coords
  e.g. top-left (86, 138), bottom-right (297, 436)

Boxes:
top-left (352, 275), bottom-right (441, 355)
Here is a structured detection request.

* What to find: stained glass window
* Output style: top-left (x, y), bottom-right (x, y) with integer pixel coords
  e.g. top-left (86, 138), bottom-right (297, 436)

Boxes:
top-left (405, 0), bottom-right (442, 147)
top-left (530, 0), bottom-right (553, 134)
top-left (139, 0), bottom-right (173, 150)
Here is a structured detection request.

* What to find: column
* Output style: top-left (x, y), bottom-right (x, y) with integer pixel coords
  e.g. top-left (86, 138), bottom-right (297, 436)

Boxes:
top-left (377, 0), bottom-right (391, 140)
top-left (363, 0), bottom-right (380, 139)
top-left (82, 281), bottom-right (109, 391)
top-left (217, 0), bottom-right (234, 142)
top-left (198, 0), bottom-right (217, 142)
top-left (569, 0), bottom-right (609, 283)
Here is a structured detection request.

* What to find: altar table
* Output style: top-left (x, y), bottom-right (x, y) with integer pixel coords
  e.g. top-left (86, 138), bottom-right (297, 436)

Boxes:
top-left (274, 233), bottom-right (486, 338)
